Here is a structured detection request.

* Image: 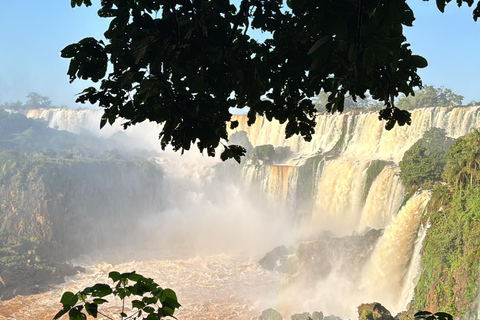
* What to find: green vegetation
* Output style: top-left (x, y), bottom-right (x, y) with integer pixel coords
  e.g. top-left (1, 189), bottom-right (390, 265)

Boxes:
top-left (0, 92), bottom-right (60, 112)
top-left (54, 271), bottom-right (180, 320)
top-left (404, 130), bottom-right (480, 317)
top-left (396, 86), bottom-right (464, 110)
top-left (399, 127), bottom-right (454, 191)
top-left (442, 129), bottom-right (480, 193)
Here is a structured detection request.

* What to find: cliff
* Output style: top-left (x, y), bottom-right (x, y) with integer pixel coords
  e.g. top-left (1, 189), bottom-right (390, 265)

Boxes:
top-left (0, 150), bottom-right (163, 299)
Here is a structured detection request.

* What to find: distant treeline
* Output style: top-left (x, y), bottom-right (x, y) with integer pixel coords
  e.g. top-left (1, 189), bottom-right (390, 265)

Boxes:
top-left (314, 85), bottom-right (480, 113)
top-left (0, 92), bottom-right (63, 112)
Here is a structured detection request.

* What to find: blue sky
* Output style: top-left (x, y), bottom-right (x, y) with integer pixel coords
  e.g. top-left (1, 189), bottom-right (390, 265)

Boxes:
top-left (1, 1), bottom-right (480, 107)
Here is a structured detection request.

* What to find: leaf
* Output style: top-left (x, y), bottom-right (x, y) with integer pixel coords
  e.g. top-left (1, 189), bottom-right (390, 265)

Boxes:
top-left (90, 283), bottom-right (112, 297)
top-left (93, 298), bottom-right (108, 305)
top-left (363, 47), bottom-right (375, 69)
top-left (411, 55), bottom-right (428, 68)
top-left (434, 312), bottom-right (453, 320)
top-left (436, 0), bottom-right (446, 12)
top-left (230, 120), bottom-right (239, 130)
top-left (53, 306), bottom-right (70, 320)
top-left (371, 45), bottom-right (391, 64)
top-left (143, 306), bottom-right (155, 314)
top-left (415, 311), bottom-right (433, 317)
top-left (85, 302), bottom-right (98, 317)
top-left (100, 116), bottom-right (107, 129)
top-left (132, 300), bottom-right (146, 309)
top-left (134, 46), bottom-right (147, 65)
top-left (60, 291), bottom-right (78, 307)
top-left (127, 272), bottom-right (143, 282)
top-left (68, 307), bottom-right (87, 320)
top-left (160, 289), bottom-right (181, 308)
top-left (308, 36), bottom-right (330, 55)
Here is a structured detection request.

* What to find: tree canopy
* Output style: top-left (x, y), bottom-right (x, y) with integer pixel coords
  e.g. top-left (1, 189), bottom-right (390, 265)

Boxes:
top-left (396, 86), bottom-right (464, 110)
top-left (63, 0), bottom-right (480, 161)
top-left (399, 127), bottom-right (455, 190)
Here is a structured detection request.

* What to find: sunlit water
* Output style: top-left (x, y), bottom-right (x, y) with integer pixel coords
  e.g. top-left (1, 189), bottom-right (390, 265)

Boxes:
top-left (0, 254), bottom-right (284, 320)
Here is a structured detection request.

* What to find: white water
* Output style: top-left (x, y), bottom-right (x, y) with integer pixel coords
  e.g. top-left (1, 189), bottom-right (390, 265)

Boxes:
top-left (19, 106), bottom-right (480, 319)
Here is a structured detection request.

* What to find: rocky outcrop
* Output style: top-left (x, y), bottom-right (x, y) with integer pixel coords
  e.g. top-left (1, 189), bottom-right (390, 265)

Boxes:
top-left (0, 151), bottom-right (164, 300)
top-left (258, 229), bottom-right (384, 283)
top-left (357, 303), bottom-right (394, 320)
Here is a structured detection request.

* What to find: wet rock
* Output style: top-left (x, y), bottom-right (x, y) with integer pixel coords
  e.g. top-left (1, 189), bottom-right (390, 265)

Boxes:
top-left (258, 246), bottom-right (290, 272)
top-left (0, 262), bottom-right (84, 300)
top-left (357, 302), bottom-right (394, 320)
top-left (259, 308), bottom-right (283, 320)
top-left (323, 315), bottom-right (341, 320)
top-left (311, 311), bottom-right (324, 320)
top-left (291, 312), bottom-right (313, 320)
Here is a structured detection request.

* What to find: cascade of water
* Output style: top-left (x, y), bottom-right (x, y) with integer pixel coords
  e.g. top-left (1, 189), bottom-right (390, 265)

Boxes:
top-left (358, 165), bottom-right (405, 231)
top-left (27, 108), bottom-right (163, 151)
top-left (267, 165), bottom-right (298, 207)
top-left (21, 106), bottom-right (480, 318)
top-left (231, 106), bottom-right (480, 162)
top-left (399, 220), bottom-right (430, 311)
top-left (311, 159), bottom-right (371, 234)
top-left (360, 191), bottom-right (431, 315)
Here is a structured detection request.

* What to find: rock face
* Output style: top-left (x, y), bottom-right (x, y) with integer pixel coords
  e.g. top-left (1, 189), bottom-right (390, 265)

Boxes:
top-left (357, 303), bottom-right (394, 320)
top-left (0, 151), bottom-right (164, 300)
top-left (258, 245), bottom-right (290, 272)
top-left (258, 229), bottom-right (384, 283)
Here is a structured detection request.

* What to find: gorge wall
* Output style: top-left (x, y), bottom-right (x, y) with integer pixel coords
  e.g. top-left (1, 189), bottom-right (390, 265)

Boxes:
top-left (0, 149), bottom-right (164, 299)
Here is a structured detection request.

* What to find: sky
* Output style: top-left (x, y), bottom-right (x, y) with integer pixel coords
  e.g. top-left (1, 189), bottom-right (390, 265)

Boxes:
top-left (1, 1), bottom-right (480, 108)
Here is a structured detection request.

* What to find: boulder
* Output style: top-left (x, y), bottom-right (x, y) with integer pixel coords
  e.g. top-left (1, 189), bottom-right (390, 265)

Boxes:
top-left (357, 302), bottom-right (394, 320)
top-left (291, 312), bottom-right (312, 320)
top-left (258, 246), bottom-right (290, 271)
top-left (259, 308), bottom-right (283, 320)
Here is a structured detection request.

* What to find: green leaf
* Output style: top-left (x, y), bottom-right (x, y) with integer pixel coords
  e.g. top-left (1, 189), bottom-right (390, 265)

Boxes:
top-left (132, 299), bottom-right (146, 309)
top-left (85, 302), bottom-right (98, 317)
top-left (127, 272), bottom-right (143, 282)
top-left (60, 292), bottom-right (78, 307)
top-left (53, 306), bottom-right (70, 320)
top-left (143, 306), bottom-right (155, 314)
top-left (90, 283), bottom-right (112, 297)
top-left (308, 36), bottom-right (330, 55)
top-left (93, 298), bottom-right (108, 305)
top-left (68, 307), bottom-right (86, 320)
top-left (371, 45), bottom-right (391, 64)
top-left (160, 289), bottom-right (181, 308)
top-left (109, 271), bottom-right (121, 282)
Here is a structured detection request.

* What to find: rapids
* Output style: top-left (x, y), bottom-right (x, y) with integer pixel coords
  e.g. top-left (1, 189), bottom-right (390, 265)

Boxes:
top-left (0, 255), bottom-right (283, 320)
top-left (14, 106), bottom-right (480, 319)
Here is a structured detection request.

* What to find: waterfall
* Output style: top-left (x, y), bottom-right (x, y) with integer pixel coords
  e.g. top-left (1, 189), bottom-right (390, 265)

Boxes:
top-left (24, 106), bottom-right (480, 318)
top-left (360, 191), bottom-right (431, 315)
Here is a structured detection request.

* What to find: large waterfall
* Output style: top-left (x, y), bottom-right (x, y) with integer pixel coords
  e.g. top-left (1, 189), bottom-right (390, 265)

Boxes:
top-left (17, 106), bottom-right (480, 319)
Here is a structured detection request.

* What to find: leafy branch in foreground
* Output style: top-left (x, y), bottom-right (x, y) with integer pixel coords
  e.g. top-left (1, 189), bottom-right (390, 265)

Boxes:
top-left (414, 311), bottom-right (453, 320)
top-left (53, 271), bottom-right (180, 320)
